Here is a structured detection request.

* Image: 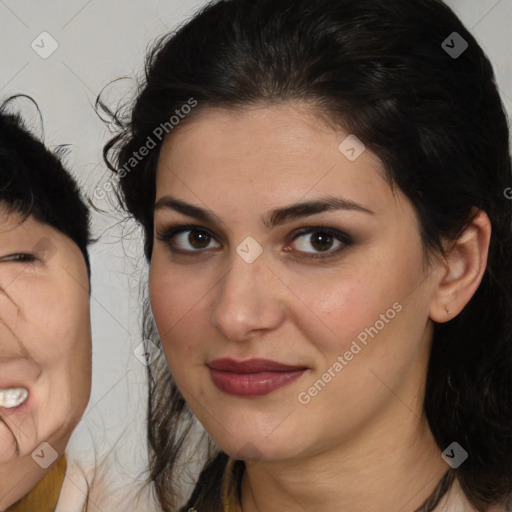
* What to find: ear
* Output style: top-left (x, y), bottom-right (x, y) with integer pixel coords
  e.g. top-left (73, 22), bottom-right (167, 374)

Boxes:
top-left (429, 209), bottom-right (491, 323)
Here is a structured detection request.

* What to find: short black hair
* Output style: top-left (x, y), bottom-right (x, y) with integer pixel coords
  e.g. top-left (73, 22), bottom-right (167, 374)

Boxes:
top-left (0, 97), bottom-right (91, 278)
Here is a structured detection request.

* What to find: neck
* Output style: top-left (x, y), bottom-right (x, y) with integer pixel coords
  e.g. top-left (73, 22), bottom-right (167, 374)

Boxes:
top-left (240, 405), bottom-right (449, 512)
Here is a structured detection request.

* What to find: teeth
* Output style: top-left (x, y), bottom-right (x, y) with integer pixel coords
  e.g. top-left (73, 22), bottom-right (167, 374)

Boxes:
top-left (0, 387), bottom-right (28, 408)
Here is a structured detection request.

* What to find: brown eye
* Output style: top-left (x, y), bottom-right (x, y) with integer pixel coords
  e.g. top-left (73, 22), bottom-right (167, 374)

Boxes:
top-left (188, 230), bottom-right (211, 249)
top-left (288, 227), bottom-right (353, 260)
top-left (156, 226), bottom-right (221, 253)
top-left (309, 232), bottom-right (334, 252)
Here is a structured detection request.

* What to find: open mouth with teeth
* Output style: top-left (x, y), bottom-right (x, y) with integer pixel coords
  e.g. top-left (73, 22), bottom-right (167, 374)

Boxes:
top-left (0, 388), bottom-right (28, 409)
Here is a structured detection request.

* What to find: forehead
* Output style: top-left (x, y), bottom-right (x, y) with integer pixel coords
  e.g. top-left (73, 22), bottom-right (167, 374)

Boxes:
top-left (0, 208), bottom-right (60, 256)
top-left (0, 205), bottom-right (30, 232)
top-left (155, 103), bottom-right (408, 220)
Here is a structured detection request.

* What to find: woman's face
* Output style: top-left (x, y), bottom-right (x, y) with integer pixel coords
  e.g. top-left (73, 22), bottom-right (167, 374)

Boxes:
top-left (0, 211), bottom-right (91, 508)
top-left (150, 103), bottom-right (443, 462)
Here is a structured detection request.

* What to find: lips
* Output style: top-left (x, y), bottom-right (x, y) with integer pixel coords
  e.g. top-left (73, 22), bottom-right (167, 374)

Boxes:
top-left (208, 358), bottom-right (308, 397)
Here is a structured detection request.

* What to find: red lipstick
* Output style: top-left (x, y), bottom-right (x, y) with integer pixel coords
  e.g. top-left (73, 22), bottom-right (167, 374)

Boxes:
top-left (208, 358), bottom-right (308, 397)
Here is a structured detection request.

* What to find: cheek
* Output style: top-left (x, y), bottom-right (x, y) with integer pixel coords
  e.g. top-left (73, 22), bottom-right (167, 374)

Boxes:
top-left (148, 258), bottom-right (210, 361)
top-left (285, 261), bottom-right (411, 358)
top-left (21, 279), bottom-right (91, 365)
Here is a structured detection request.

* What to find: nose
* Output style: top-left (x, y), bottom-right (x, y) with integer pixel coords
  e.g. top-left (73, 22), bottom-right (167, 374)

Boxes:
top-left (209, 251), bottom-right (286, 342)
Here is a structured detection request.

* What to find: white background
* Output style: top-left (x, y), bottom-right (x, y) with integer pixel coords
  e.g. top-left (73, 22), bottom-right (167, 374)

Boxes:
top-left (0, 0), bottom-right (511, 499)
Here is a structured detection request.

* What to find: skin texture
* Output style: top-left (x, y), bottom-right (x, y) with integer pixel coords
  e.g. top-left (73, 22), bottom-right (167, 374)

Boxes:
top-left (149, 103), bottom-right (491, 512)
top-left (0, 212), bottom-right (91, 510)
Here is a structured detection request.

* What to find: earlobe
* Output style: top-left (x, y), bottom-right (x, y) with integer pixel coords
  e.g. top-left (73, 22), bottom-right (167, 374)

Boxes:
top-left (429, 209), bottom-right (491, 323)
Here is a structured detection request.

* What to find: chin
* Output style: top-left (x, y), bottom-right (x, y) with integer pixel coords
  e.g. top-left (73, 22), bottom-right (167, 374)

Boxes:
top-left (212, 428), bottom-right (304, 463)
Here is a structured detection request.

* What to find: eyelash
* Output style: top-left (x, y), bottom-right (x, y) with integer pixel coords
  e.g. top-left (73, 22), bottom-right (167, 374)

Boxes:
top-left (155, 224), bottom-right (353, 260)
top-left (0, 253), bottom-right (37, 263)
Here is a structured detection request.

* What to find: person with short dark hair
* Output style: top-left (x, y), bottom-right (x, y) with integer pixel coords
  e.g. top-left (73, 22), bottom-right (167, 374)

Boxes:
top-left (0, 98), bottom-right (92, 512)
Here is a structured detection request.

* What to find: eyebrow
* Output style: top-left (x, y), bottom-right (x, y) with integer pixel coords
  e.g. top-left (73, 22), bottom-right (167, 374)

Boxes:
top-left (154, 195), bottom-right (375, 230)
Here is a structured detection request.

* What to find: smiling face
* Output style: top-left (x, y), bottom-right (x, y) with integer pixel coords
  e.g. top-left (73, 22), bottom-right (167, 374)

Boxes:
top-left (0, 210), bottom-right (91, 508)
top-left (149, 103), bottom-right (443, 462)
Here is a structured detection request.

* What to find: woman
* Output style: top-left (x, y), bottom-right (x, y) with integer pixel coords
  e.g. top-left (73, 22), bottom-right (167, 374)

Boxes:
top-left (103, 0), bottom-right (512, 510)
top-left (0, 100), bottom-right (92, 511)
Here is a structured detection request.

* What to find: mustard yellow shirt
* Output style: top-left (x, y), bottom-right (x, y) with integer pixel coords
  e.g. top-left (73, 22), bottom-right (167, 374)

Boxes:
top-left (221, 457), bottom-right (243, 512)
top-left (6, 455), bottom-right (67, 512)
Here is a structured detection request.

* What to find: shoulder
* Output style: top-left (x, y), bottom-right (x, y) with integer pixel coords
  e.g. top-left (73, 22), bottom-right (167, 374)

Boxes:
top-left (54, 456), bottom-right (90, 512)
top-left (55, 455), bottom-right (157, 512)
